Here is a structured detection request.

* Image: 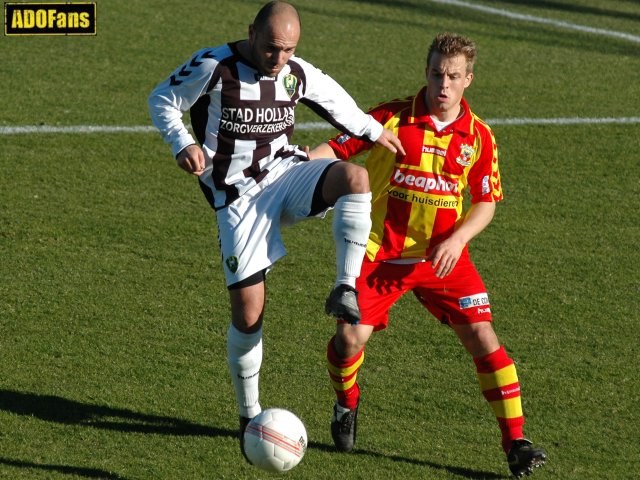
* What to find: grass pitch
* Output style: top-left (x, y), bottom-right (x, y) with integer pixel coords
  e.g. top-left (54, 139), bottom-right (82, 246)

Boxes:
top-left (1, 1), bottom-right (639, 478)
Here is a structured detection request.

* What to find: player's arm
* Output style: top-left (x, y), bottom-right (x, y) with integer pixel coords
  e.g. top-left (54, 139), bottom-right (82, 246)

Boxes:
top-left (294, 57), bottom-right (403, 156)
top-left (428, 201), bottom-right (496, 279)
top-left (307, 142), bottom-right (338, 160)
top-left (309, 102), bottom-right (399, 162)
top-left (148, 48), bottom-right (219, 175)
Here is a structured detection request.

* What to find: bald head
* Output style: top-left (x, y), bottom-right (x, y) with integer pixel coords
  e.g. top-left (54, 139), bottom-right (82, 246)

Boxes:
top-left (253, 1), bottom-right (300, 32)
top-left (247, 1), bottom-right (301, 77)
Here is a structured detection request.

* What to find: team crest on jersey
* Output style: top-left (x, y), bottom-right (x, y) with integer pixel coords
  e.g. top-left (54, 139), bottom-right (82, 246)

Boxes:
top-left (456, 144), bottom-right (474, 167)
top-left (225, 256), bottom-right (239, 273)
top-left (282, 74), bottom-right (298, 98)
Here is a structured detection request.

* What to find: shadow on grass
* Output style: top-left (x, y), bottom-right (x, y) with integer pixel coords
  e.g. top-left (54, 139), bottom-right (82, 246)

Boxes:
top-left (1, 390), bottom-right (506, 479)
top-left (0, 457), bottom-right (128, 479)
top-left (0, 389), bottom-right (235, 437)
top-left (308, 441), bottom-right (508, 479)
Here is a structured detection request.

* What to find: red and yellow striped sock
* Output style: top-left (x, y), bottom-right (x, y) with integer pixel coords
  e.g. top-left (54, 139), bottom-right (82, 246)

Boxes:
top-left (327, 336), bottom-right (364, 410)
top-left (474, 346), bottom-right (525, 453)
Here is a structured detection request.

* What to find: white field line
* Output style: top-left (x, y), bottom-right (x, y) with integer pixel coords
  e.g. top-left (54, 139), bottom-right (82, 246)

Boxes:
top-left (1, 117), bottom-right (639, 135)
top-left (430, 0), bottom-right (640, 44)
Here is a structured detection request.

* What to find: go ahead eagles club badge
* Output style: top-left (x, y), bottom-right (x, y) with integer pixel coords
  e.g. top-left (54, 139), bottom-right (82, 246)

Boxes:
top-left (283, 74), bottom-right (297, 98)
top-left (456, 144), bottom-right (475, 167)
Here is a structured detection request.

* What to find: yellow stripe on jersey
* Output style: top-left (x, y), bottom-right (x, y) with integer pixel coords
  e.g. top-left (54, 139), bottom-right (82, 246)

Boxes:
top-left (402, 201), bottom-right (437, 254)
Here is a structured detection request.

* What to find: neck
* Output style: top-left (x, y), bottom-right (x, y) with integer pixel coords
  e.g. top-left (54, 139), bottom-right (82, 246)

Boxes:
top-left (430, 104), bottom-right (463, 124)
top-left (236, 40), bottom-right (252, 63)
top-left (424, 91), bottom-right (464, 123)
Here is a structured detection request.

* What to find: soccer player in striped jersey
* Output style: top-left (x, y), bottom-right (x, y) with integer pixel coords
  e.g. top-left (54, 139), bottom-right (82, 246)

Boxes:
top-left (310, 32), bottom-right (546, 478)
top-left (148, 1), bottom-right (404, 461)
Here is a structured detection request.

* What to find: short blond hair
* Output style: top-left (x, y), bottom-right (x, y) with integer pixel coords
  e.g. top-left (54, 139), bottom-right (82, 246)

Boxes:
top-left (427, 32), bottom-right (477, 74)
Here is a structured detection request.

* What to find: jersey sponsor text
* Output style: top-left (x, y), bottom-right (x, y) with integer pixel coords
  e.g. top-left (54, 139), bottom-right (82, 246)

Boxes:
top-left (391, 168), bottom-right (459, 195)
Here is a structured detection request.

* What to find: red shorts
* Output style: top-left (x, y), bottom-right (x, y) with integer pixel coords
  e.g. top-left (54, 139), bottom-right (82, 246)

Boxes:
top-left (355, 248), bottom-right (493, 331)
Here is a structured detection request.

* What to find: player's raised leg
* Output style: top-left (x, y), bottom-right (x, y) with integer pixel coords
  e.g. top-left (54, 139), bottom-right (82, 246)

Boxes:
top-left (321, 162), bottom-right (371, 325)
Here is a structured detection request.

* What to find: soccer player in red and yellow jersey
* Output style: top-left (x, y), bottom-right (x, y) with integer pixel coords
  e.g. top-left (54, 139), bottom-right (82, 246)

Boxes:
top-left (310, 33), bottom-right (546, 478)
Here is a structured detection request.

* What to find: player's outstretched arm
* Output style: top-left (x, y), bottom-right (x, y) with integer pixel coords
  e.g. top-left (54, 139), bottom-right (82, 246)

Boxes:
top-left (307, 143), bottom-right (337, 161)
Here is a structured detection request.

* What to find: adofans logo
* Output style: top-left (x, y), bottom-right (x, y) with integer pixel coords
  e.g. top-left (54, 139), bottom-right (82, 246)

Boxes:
top-left (5, 2), bottom-right (96, 36)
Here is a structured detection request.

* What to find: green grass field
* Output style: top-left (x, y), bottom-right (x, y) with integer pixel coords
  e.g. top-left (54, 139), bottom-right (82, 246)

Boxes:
top-left (1, 0), bottom-right (639, 478)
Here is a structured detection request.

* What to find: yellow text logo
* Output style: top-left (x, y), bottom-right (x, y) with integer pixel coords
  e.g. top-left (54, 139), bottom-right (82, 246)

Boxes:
top-left (5, 2), bottom-right (96, 36)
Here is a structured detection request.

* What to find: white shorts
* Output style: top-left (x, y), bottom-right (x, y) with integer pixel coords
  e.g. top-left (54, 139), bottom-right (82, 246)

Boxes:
top-left (216, 157), bottom-right (338, 286)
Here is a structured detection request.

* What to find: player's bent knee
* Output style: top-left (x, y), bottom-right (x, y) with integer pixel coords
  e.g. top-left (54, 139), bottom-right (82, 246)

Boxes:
top-left (336, 324), bottom-right (372, 358)
top-left (344, 164), bottom-right (370, 194)
top-left (324, 162), bottom-right (369, 199)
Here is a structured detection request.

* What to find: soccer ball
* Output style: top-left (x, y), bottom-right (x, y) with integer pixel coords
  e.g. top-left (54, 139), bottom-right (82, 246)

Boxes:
top-left (243, 408), bottom-right (308, 473)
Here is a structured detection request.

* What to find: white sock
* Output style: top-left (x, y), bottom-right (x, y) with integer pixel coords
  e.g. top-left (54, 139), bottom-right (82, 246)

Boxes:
top-left (333, 192), bottom-right (372, 288)
top-left (227, 324), bottom-right (263, 418)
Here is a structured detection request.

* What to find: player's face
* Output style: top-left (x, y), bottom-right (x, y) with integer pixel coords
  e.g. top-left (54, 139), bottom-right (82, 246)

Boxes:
top-left (248, 19), bottom-right (299, 77)
top-left (426, 53), bottom-right (473, 121)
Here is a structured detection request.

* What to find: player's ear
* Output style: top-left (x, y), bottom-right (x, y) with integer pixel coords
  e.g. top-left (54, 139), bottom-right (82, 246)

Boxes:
top-left (465, 72), bottom-right (474, 88)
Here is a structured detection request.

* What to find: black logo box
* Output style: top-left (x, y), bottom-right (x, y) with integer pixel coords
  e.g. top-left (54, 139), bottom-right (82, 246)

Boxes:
top-left (5, 2), bottom-right (96, 35)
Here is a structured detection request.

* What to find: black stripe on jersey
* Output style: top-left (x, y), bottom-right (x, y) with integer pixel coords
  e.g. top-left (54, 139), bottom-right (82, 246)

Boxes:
top-left (212, 133), bottom-right (241, 207)
top-left (191, 95), bottom-right (210, 146)
top-left (191, 56), bottom-right (224, 145)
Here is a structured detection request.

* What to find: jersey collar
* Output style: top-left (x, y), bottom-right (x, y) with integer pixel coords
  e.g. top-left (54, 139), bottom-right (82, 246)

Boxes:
top-left (409, 86), bottom-right (473, 135)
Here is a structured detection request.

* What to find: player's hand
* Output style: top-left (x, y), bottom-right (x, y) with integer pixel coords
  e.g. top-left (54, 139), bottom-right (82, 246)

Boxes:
top-left (427, 237), bottom-right (465, 278)
top-left (375, 129), bottom-right (406, 157)
top-left (176, 144), bottom-right (205, 176)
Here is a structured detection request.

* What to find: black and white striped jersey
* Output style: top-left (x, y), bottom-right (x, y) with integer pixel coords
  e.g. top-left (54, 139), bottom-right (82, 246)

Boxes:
top-left (149, 41), bottom-right (383, 209)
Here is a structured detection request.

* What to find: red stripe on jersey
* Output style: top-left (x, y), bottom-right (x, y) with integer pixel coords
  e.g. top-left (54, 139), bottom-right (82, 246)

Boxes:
top-left (396, 107), bottom-right (425, 167)
top-left (428, 206), bottom-right (458, 253)
top-left (376, 195), bottom-right (412, 260)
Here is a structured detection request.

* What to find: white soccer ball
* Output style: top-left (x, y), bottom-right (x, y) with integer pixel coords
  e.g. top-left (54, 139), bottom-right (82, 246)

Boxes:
top-left (243, 408), bottom-right (308, 473)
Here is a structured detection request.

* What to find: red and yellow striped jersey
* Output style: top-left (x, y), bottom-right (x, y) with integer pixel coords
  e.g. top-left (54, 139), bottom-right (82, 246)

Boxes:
top-left (328, 86), bottom-right (502, 262)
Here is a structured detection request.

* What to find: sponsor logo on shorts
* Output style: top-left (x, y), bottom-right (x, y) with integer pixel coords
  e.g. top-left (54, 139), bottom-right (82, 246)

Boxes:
top-left (5, 2), bottom-right (96, 36)
top-left (477, 307), bottom-right (491, 314)
top-left (225, 256), bottom-right (239, 273)
top-left (458, 293), bottom-right (489, 309)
